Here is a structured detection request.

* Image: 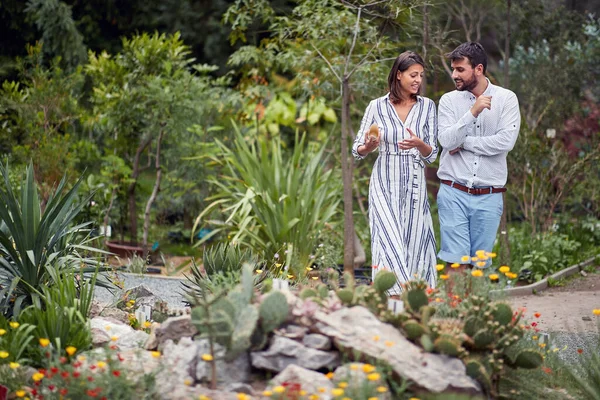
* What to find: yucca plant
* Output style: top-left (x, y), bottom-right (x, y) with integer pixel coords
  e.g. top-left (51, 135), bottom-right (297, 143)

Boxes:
top-left (193, 124), bottom-right (341, 278)
top-left (0, 163), bottom-right (106, 318)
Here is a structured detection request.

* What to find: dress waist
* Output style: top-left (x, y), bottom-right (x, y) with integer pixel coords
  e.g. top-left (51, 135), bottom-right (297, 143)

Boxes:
top-left (377, 151), bottom-right (424, 168)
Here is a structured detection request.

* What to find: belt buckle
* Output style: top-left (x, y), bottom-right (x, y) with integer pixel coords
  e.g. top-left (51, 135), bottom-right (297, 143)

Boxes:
top-left (467, 186), bottom-right (473, 195)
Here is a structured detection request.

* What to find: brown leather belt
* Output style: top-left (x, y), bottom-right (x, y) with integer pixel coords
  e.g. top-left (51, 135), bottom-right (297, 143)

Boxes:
top-left (441, 180), bottom-right (507, 195)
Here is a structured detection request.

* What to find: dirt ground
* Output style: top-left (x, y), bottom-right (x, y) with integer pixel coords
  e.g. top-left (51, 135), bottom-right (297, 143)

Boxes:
top-left (508, 266), bottom-right (600, 333)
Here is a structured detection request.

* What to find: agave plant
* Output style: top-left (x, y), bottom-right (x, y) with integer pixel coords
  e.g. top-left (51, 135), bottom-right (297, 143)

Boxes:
top-left (0, 163), bottom-right (107, 317)
top-left (193, 124), bottom-right (341, 278)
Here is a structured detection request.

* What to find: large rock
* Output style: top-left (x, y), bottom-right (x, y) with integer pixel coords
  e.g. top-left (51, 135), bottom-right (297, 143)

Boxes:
top-left (251, 336), bottom-right (339, 373)
top-left (155, 315), bottom-right (198, 350)
top-left (268, 365), bottom-right (334, 400)
top-left (89, 317), bottom-right (149, 349)
top-left (99, 307), bottom-right (130, 324)
top-left (313, 306), bottom-right (481, 394)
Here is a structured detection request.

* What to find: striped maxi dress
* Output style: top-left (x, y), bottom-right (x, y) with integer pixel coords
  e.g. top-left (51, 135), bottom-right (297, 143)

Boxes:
top-left (353, 94), bottom-right (438, 294)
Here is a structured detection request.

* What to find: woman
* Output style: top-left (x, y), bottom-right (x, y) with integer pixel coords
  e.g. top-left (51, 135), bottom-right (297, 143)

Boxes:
top-left (352, 51), bottom-right (438, 294)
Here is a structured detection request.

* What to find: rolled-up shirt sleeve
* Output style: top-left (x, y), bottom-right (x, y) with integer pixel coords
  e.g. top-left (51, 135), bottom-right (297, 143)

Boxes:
top-left (463, 93), bottom-right (520, 156)
top-left (438, 94), bottom-right (476, 150)
top-left (352, 100), bottom-right (376, 160)
top-left (421, 99), bottom-right (438, 164)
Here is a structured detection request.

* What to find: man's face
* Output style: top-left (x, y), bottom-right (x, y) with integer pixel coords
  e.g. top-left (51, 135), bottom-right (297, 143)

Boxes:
top-left (451, 58), bottom-right (479, 92)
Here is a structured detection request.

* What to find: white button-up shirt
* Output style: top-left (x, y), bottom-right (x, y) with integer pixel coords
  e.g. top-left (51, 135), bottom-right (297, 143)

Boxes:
top-left (437, 79), bottom-right (520, 188)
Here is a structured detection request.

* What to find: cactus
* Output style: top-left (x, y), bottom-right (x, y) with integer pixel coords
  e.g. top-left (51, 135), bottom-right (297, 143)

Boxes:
top-left (336, 288), bottom-right (355, 305)
top-left (420, 334), bottom-right (434, 352)
top-left (473, 329), bottom-right (495, 349)
top-left (299, 288), bottom-right (318, 299)
top-left (405, 287), bottom-right (428, 312)
top-left (434, 336), bottom-right (462, 357)
top-left (420, 305), bottom-right (436, 325)
top-left (403, 319), bottom-right (427, 340)
top-left (259, 291), bottom-right (289, 332)
top-left (491, 303), bottom-right (513, 326)
top-left (228, 305), bottom-right (259, 359)
top-left (463, 316), bottom-right (485, 337)
top-left (373, 270), bottom-right (397, 293)
top-left (316, 284), bottom-right (329, 299)
top-left (510, 349), bottom-right (544, 369)
top-left (342, 271), bottom-right (355, 291)
top-left (465, 358), bottom-right (491, 390)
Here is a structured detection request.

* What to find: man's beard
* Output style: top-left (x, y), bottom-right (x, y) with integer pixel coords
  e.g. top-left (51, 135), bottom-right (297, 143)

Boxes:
top-left (454, 73), bottom-right (477, 91)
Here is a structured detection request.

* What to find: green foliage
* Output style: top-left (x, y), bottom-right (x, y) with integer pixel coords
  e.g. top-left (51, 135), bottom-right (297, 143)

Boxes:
top-left (258, 291), bottom-right (289, 333)
top-left (0, 318), bottom-right (36, 363)
top-left (25, 0), bottom-right (87, 69)
top-left (194, 124), bottom-right (341, 277)
top-left (0, 163), bottom-right (105, 318)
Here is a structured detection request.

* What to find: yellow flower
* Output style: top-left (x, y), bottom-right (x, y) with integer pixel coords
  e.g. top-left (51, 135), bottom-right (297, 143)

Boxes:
top-left (262, 391), bottom-right (273, 397)
top-left (489, 274), bottom-right (499, 281)
top-left (471, 270), bottom-right (484, 277)
top-left (236, 394), bottom-right (250, 400)
top-left (312, 277), bottom-right (319, 280)
top-left (184, 378), bottom-right (193, 386)
top-left (306, 267), bottom-right (313, 271)
top-left (368, 398), bottom-right (379, 400)
top-left (451, 263), bottom-right (460, 268)
top-left (362, 364), bottom-right (376, 373)
top-left (201, 354), bottom-right (213, 361)
top-left (318, 387), bottom-right (327, 393)
top-left (593, 309), bottom-right (600, 316)
top-left (435, 264), bottom-right (445, 271)
top-left (487, 252), bottom-right (497, 258)
top-left (471, 257), bottom-right (479, 262)
top-left (65, 346), bottom-right (77, 356)
top-left (539, 343), bottom-right (546, 348)
top-left (39, 338), bottom-right (50, 347)
top-left (372, 335), bottom-right (380, 342)
top-left (476, 261), bottom-right (486, 268)
top-left (0, 329), bottom-right (6, 335)
top-left (255, 269), bottom-right (263, 274)
top-left (332, 388), bottom-right (344, 396)
top-left (325, 372), bottom-right (334, 379)
top-left (9, 322), bottom-right (19, 329)
top-left (384, 341), bottom-right (394, 347)
top-left (499, 266), bottom-right (510, 273)
top-left (377, 386), bottom-right (388, 392)
top-left (273, 386), bottom-right (285, 394)
top-left (105, 325), bottom-right (111, 331)
top-left (532, 336), bottom-right (538, 340)
top-left (199, 396), bottom-right (211, 400)
top-left (143, 321), bottom-right (152, 328)
top-left (367, 373), bottom-right (380, 381)
top-left (300, 391), bottom-right (307, 396)
top-left (350, 364), bottom-right (359, 371)
top-left (287, 274), bottom-right (294, 279)
top-left (475, 250), bottom-right (486, 257)
top-left (309, 396), bottom-right (320, 400)
top-left (97, 361), bottom-right (107, 368)
top-left (151, 351), bottom-right (161, 358)
top-left (77, 355), bottom-right (86, 361)
top-left (9, 362), bottom-right (19, 369)
top-left (506, 272), bottom-right (518, 279)
top-left (461, 255), bottom-right (470, 262)
top-left (32, 372), bottom-right (44, 382)
top-left (0, 351), bottom-right (9, 358)
top-left (111, 335), bottom-right (118, 342)
top-left (338, 382), bottom-right (348, 388)
top-left (409, 398), bottom-right (421, 400)
top-left (15, 390), bottom-right (26, 398)
top-left (440, 274), bottom-right (449, 280)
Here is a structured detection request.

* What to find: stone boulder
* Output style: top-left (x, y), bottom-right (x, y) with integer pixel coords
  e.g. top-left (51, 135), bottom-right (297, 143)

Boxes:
top-left (251, 335), bottom-right (339, 373)
top-left (313, 306), bottom-right (481, 395)
top-left (154, 315), bottom-right (198, 350)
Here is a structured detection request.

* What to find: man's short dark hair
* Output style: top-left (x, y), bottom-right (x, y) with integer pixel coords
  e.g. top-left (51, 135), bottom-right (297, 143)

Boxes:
top-left (447, 42), bottom-right (487, 73)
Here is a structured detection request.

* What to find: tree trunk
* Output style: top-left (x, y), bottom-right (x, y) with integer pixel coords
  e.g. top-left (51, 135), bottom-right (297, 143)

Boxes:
top-left (499, 0), bottom-right (512, 266)
top-left (143, 129), bottom-right (165, 257)
top-left (341, 77), bottom-right (355, 275)
top-left (128, 135), bottom-right (153, 245)
top-left (422, 4), bottom-right (429, 96)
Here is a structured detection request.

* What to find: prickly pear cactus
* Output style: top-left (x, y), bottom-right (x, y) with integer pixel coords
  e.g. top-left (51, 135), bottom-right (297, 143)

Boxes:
top-left (259, 291), bottom-right (289, 333)
top-left (373, 270), bottom-right (397, 294)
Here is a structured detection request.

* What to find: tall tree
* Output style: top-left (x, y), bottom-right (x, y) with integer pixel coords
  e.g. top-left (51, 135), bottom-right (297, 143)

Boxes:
top-left (226, 0), bottom-right (420, 274)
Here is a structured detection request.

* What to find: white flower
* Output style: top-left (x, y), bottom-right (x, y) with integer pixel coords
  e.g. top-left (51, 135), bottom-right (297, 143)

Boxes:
top-left (274, 253), bottom-right (280, 259)
top-left (546, 128), bottom-right (556, 139)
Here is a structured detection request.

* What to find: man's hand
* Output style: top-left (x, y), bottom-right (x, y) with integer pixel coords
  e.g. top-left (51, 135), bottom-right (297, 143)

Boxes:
top-left (470, 95), bottom-right (492, 117)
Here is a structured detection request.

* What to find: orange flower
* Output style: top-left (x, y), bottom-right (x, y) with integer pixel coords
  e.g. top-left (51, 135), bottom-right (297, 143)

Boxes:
top-left (534, 312), bottom-right (541, 318)
top-left (577, 348), bottom-right (584, 354)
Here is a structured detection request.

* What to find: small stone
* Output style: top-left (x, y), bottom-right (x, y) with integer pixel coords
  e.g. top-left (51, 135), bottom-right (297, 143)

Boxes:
top-left (580, 270), bottom-right (588, 277)
top-left (582, 316), bottom-right (592, 321)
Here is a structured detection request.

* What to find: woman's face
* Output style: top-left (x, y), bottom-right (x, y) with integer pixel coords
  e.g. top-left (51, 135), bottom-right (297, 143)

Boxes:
top-left (397, 64), bottom-right (424, 96)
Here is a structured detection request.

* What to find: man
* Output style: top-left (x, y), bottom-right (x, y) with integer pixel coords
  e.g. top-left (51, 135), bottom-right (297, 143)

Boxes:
top-left (437, 42), bottom-right (520, 270)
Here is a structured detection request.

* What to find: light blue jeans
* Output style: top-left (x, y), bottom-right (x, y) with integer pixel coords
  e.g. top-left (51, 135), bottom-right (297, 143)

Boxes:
top-left (437, 183), bottom-right (503, 266)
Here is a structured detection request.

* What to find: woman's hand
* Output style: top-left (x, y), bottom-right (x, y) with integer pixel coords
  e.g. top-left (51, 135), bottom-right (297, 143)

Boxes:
top-left (398, 128), bottom-right (431, 157)
top-left (359, 131), bottom-right (380, 155)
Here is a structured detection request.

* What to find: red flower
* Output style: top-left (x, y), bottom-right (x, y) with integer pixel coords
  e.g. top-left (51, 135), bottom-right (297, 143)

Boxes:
top-left (48, 385), bottom-right (56, 391)
top-left (60, 356), bottom-right (67, 364)
top-left (531, 322), bottom-right (538, 327)
top-left (59, 388), bottom-right (68, 396)
top-left (112, 370), bottom-right (121, 377)
top-left (110, 345), bottom-right (118, 350)
top-left (86, 389), bottom-right (98, 397)
top-left (73, 361), bottom-right (82, 368)
top-left (578, 348), bottom-right (584, 354)
top-left (73, 371), bottom-right (80, 378)
top-left (117, 353), bottom-right (125, 362)
top-left (61, 371), bottom-right (69, 378)
top-left (542, 367), bottom-right (552, 374)
top-left (31, 389), bottom-right (38, 396)
top-left (87, 376), bottom-right (94, 382)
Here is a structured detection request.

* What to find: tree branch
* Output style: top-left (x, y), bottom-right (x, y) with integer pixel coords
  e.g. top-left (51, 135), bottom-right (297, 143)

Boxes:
top-left (311, 43), bottom-right (341, 83)
top-left (345, 6), bottom-right (363, 76)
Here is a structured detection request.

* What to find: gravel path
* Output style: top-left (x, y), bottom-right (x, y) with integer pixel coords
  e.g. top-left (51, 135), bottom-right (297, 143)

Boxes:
top-left (94, 273), bottom-right (188, 309)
